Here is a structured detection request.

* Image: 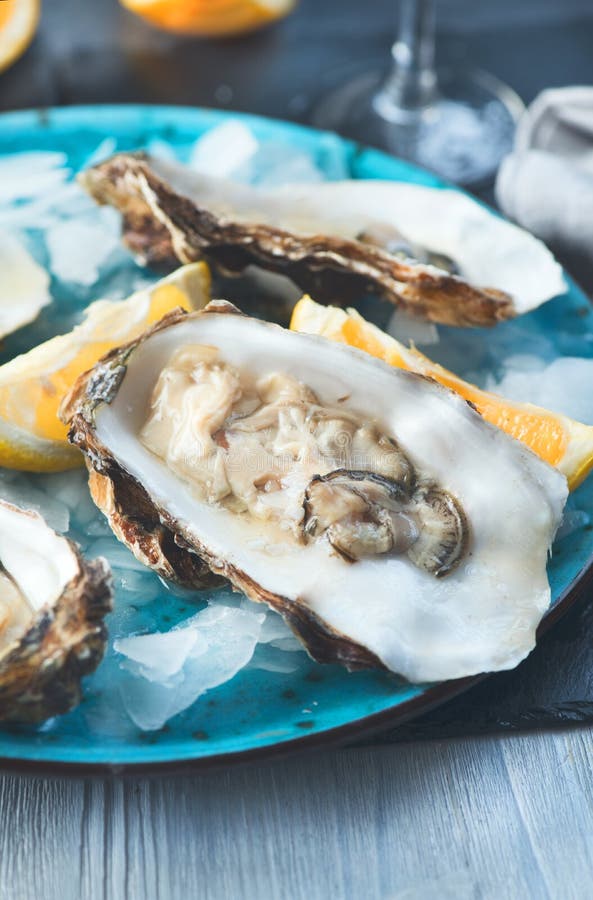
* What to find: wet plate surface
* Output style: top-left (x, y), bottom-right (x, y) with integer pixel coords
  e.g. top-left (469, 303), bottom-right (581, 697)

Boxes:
top-left (0, 105), bottom-right (592, 772)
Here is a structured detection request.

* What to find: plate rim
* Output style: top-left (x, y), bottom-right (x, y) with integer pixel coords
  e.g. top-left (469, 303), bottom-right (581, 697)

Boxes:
top-left (0, 102), bottom-right (590, 775)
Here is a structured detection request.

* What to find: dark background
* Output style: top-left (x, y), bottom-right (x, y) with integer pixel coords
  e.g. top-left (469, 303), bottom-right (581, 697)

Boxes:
top-left (2, 0), bottom-right (593, 740)
top-left (3, 0), bottom-right (593, 117)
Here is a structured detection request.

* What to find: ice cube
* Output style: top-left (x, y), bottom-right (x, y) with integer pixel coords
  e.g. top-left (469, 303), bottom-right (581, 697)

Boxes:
top-left (117, 602), bottom-right (264, 730)
top-left (495, 353), bottom-right (547, 374)
top-left (46, 216), bottom-right (120, 285)
top-left (239, 596), bottom-right (303, 649)
top-left (85, 516), bottom-right (113, 537)
top-left (0, 182), bottom-right (88, 230)
top-left (249, 142), bottom-right (325, 186)
top-left (189, 121), bottom-right (259, 179)
top-left (0, 231), bottom-right (51, 338)
top-left (146, 138), bottom-right (179, 163)
top-left (82, 137), bottom-right (118, 169)
top-left (118, 675), bottom-right (189, 732)
top-left (188, 121), bottom-right (341, 187)
top-left (36, 470), bottom-right (89, 511)
top-left (85, 538), bottom-right (148, 572)
top-left (387, 307), bottom-right (440, 347)
top-left (81, 652), bottom-right (140, 741)
top-left (258, 610), bottom-right (295, 644)
top-left (115, 570), bottom-right (163, 604)
top-left (115, 569), bottom-right (155, 594)
top-left (0, 152), bottom-right (69, 205)
top-left (115, 628), bottom-right (204, 681)
top-left (248, 643), bottom-right (303, 674)
top-left (0, 151), bottom-right (66, 175)
top-left (270, 634), bottom-right (304, 653)
top-left (0, 472), bottom-right (70, 533)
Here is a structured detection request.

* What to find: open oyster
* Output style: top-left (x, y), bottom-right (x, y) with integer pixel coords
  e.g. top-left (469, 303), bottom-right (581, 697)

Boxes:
top-left (79, 153), bottom-right (565, 328)
top-left (0, 500), bottom-right (112, 723)
top-left (62, 302), bottom-right (567, 682)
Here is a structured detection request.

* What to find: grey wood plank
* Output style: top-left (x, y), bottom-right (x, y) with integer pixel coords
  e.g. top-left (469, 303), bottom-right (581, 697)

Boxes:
top-left (500, 731), bottom-right (593, 900)
top-left (6, 732), bottom-right (593, 900)
top-left (0, 775), bottom-right (85, 900)
top-left (78, 780), bottom-right (105, 900)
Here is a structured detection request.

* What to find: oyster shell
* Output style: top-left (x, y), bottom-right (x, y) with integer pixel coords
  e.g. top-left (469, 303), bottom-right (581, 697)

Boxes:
top-left (80, 154), bottom-right (564, 328)
top-left (62, 302), bottom-right (567, 682)
top-left (0, 500), bottom-right (112, 723)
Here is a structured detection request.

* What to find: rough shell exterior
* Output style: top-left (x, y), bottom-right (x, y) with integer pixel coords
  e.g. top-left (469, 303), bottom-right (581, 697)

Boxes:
top-left (0, 548), bottom-right (112, 724)
top-left (80, 153), bottom-right (514, 328)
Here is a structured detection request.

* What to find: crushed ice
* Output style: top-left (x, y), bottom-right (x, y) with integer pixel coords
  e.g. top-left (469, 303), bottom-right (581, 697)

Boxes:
top-left (0, 151), bottom-right (69, 204)
top-left (387, 307), bottom-right (440, 347)
top-left (0, 469), bottom-right (71, 533)
top-left (113, 595), bottom-right (305, 730)
top-left (189, 120), bottom-right (260, 179)
top-left (46, 210), bottom-right (122, 286)
top-left (188, 118), bottom-right (349, 184)
top-left (115, 603), bottom-right (265, 731)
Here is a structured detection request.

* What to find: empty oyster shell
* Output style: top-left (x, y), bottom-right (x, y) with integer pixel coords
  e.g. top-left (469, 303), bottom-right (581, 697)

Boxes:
top-left (0, 500), bottom-right (112, 723)
top-left (62, 302), bottom-right (567, 683)
top-left (80, 154), bottom-right (565, 327)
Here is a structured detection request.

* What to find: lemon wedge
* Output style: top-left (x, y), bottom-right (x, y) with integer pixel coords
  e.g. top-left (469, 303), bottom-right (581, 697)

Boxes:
top-left (291, 295), bottom-right (593, 491)
top-left (119, 0), bottom-right (295, 37)
top-left (0, 0), bottom-right (39, 74)
top-left (0, 263), bottom-right (211, 472)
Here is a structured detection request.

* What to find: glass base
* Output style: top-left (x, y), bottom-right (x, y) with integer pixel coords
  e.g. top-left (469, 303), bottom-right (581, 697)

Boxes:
top-left (311, 66), bottom-right (525, 187)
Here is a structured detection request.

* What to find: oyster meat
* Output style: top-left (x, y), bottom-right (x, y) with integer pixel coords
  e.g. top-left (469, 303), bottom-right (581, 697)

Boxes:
top-left (62, 302), bottom-right (567, 683)
top-left (80, 153), bottom-right (565, 328)
top-left (0, 500), bottom-right (112, 723)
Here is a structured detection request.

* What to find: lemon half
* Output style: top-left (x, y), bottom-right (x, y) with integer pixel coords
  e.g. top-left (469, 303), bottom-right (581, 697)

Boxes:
top-left (0, 0), bottom-right (39, 74)
top-left (119, 0), bottom-right (295, 37)
top-left (0, 263), bottom-right (211, 472)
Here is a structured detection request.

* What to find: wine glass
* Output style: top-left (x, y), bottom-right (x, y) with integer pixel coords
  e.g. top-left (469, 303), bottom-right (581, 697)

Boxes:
top-left (311, 0), bottom-right (524, 186)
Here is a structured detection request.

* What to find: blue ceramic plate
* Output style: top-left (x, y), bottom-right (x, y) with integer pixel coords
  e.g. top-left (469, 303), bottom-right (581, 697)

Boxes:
top-left (0, 105), bottom-right (592, 773)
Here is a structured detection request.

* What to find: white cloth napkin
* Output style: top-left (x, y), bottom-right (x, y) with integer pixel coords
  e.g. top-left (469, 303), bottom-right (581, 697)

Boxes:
top-left (496, 87), bottom-right (593, 262)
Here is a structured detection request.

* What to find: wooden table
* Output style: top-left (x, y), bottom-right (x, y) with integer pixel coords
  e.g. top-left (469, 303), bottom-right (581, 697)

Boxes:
top-left (2, 2), bottom-right (593, 897)
top-left (3, 730), bottom-right (593, 898)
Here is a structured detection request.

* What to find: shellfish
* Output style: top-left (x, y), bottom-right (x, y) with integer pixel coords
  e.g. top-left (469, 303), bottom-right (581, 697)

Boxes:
top-left (0, 500), bottom-right (112, 723)
top-left (80, 153), bottom-right (565, 328)
top-left (62, 302), bottom-right (567, 682)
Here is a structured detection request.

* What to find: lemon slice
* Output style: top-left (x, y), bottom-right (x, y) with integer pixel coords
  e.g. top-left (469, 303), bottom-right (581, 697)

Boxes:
top-left (119, 0), bottom-right (295, 36)
top-left (0, 0), bottom-right (39, 74)
top-left (0, 263), bottom-right (211, 473)
top-left (291, 295), bottom-right (593, 491)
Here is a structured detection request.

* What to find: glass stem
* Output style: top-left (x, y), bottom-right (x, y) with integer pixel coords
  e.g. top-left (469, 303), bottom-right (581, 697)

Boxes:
top-left (374, 0), bottom-right (438, 120)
